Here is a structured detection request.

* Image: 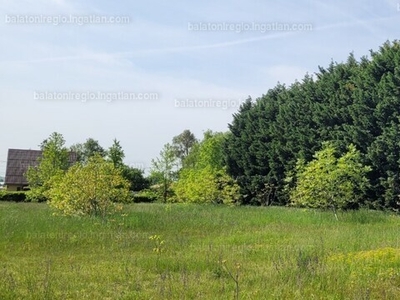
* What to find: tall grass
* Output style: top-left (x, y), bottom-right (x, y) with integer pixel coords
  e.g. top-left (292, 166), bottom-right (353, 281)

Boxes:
top-left (0, 202), bottom-right (399, 299)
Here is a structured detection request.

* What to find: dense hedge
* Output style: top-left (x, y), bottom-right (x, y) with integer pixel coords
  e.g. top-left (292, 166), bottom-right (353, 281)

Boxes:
top-left (0, 190), bottom-right (156, 203)
top-left (0, 191), bottom-right (27, 202)
top-left (132, 193), bottom-right (157, 203)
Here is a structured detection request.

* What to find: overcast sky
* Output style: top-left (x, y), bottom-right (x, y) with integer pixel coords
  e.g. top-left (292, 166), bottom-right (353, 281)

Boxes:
top-left (0, 0), bottom-right (399, 177)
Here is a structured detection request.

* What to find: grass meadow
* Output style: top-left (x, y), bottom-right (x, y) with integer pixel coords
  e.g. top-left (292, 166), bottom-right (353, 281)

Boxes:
top-left (1, 202), bottom-right (400, 299)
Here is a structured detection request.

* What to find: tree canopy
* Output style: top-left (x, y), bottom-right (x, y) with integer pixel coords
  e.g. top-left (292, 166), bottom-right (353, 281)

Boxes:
top-left (172, 129), bottom-right (197, 167)
top-left (70, 138), bottom-right (106, 164)
top-left (26, 132), bottom-right (70, 201)
top-left (107, 139), bottom-right (125, 168)
top-left (174, 131), bottom-right (240, 204)
top-left (150, 143), bottom-right (178, 202)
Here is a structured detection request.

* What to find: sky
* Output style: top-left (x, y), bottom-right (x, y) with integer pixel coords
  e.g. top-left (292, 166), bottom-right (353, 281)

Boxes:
top-left (0, 0), bottom-right (399, 177)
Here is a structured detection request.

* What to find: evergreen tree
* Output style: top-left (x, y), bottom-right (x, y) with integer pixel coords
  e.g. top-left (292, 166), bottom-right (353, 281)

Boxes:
top-left (224, 40), bottom-right (400, 209)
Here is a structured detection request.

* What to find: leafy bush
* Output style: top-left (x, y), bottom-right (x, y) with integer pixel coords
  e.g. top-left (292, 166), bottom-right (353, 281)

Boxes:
top-left (46, 155), bottom-right (131, 217)
top-left (287, 143), bottom-right (371, 210)
top-left (174, 166), bottom-right (240, 204)
top-left (122, 166), bottom-right (150, 191)
top-left (26, 132), bottom-right (70, 202)
top-left (174, 131), bottom-right (241, 204)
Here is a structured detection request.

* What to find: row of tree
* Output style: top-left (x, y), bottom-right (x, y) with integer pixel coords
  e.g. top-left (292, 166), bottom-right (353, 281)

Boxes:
top-left (27, 40), bottom-right (400, 213)
top-left (26, 126), bottom-right (374, 216)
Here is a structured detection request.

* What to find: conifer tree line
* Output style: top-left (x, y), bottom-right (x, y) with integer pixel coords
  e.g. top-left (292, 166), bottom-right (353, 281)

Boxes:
top-left (224, 40), bottom-right (400, 210)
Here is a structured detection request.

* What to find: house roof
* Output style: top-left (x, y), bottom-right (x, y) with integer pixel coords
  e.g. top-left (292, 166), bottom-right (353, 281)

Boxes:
top-left (4, 149), bottom-right (77, 186)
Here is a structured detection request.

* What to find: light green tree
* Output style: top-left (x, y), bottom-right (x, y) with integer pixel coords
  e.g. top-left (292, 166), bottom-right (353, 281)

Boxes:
top-left (288, 142), bottom-right (371, 216)
top-left (26, 132), bottom-right (70, 201)
top-left (174, 131), bottom-right (240, 204)
top-left (46, 154), bottom-right (131, 217)
top-left (174, 166), bottom-right (240, 204)
top-left (150, 143), bottom-right (178, 202)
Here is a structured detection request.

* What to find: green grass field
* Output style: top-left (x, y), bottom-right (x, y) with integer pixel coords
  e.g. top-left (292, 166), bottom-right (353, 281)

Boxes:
top-left (1, 202), bottom-right (400, 299)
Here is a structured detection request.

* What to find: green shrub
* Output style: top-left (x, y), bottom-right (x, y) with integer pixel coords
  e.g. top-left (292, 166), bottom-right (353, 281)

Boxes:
top-left (0, 191), bottom-right (28, 202)
top-left (132, 190), bottom-right (158, 203)
top-left (46, 155), bottom-right (131, 217)
top-left (174, 166), bottom-right (240, 204)
top-left (287, 143), bottom-right (371, 210)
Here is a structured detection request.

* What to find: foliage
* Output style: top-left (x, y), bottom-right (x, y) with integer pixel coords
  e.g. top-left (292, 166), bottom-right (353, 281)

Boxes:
top-left (367, 119), bottom-right (400, 209)
top-left (26, 132), bottom-right (70, 202)
top-left (69, 143), bottom-right (84, 163)
top-left (46, 154), bottom-right (131, 217)
top-left (71, 138), bottom-right (148, 193)
top-left (107, 139), bottom-right (125, 168)
top-left (174, 166), bottom-right (240, 204)
top-left (121, 165), bottom-right (150, 192)
top-left (287, 143), bottom-right (371, 210)
top-left (0, 191), bottom-right (27, 202)
top-left (172, 129), bottom-right (198, 167)
top-left (174, 131), bottom-right (240, 204)
top-left (225, 40), bottom-right (400, 209)
top-left (70, 138), bottom-right (106, 164)
top-left (183, 130), bottom-right (227, 170)
top-left (150, 143), bottom-right (178, 202)
top-left (132, 189), bottom-right (157, 203)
